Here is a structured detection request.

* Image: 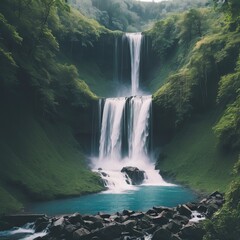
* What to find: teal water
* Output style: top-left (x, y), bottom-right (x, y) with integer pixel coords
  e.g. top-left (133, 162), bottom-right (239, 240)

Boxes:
top-left (26, 186), bottom-right (196, 216)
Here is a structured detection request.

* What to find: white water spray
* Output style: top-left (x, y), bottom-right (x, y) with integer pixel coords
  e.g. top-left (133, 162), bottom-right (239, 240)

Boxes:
top-left (92, 32), bottom-right (171, 193)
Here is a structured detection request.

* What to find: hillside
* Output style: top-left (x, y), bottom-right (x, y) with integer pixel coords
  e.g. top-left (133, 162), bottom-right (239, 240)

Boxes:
top-left (0, 0), bottom-right (112, 214)
top-left (141, 7), bottom-right (240, 193)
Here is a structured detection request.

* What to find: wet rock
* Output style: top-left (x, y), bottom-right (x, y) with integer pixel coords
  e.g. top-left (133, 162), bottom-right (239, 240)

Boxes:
top-left (96, 223), bottom-right (125, 240)
top-left (180, 222), bottom-right (205, 240)
top-left (73, 227), bottom-right (91, 240)
top-left (49, 217), bottom-right (65, 235)
top-left (122, 220), bottom-right (136, 229)
top-left (167, 220), bottom-right (182, 234)
top-left (153, 206), bottom-right (172, 213)
top-left (121, 167), bottom-right (145, 185)
top-left (209, 191), bottom-right (223, 199)
top-left (206, 204), bottom-right (219, 218)
top-left (122, 210), bottom-right (135, 216)
top-left (152, 227), bottom-right (172, 240)
top-left (69, 213), bottom-right (84, 225)
top-left (150, 214), bottom-right (169, 225)
top-left (35, 216), bottom-right (50, 233)
top-left (64, 224), bottom-right (78, 236)
top-left (129, 212), bottom-right (144, 219)
top-left (146, 209), bottom-right (157, 216)
top-left (177, 204), bottom-right (192, 218)
top-left (173, 214), bottom-right (189, 225)
top-left (186, 202), bottom-right (198, 211)
top-left (98, 212), bottom-right (111, 219)
top-left (82, 215), bottom-right (103, 224)
top-left (138, 220), bottom-right (151, 229)
top-left (197, 204), bottom-right (208, 213)
top-left (84, 220), bottom-right (103, 231)
top-left (171, 234), bottom-right (182, 240)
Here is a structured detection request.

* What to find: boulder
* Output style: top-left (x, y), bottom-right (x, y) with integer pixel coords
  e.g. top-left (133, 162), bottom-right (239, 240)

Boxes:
top-left (49, 217), bottom-right (65, 235)
top-left (35, 216), bottom-right (50, 233)
top-left (167, 220), bottom-right (182, 234)
top-left (185, 202), bottom-right (198, 211)
top-left (152, 227), bottom-right (172, 240)
top-left (64, 224), bottom-right (78, 236)
top-left (197, 204), bottom-right (208, 213)
top-left (180, 222), bottom-right (205, 240)
top-left (206, 203), bottom-right (219, 217)
top-left (84, 220), bottom-right (103, 230)
top-left (73, 227), bottom-right (91, 240)
top-left (122, 210), bottom-right (135, 216)
top-left (98, 212), bottom-right (111, 219)
top-left (96, 223), bottom-right (125, 240)
top-left (177, 204), bottom-right (192, 218)
top-left (121, 167), bottom-right (145, 185)
top-left (69, 213), bottom-right (84, 225)
top-left (150, 214), bottom-right (169, 225)
top-left (129, 212), bottom-right (144, 219)
top-left (171, 234), bottom-right (182, 240)
top-left (173, 214), bottom-right (189, 225)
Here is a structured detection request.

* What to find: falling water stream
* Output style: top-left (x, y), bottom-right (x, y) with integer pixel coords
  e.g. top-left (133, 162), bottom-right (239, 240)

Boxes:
top-left (91, 33), bottom-right (171, 193)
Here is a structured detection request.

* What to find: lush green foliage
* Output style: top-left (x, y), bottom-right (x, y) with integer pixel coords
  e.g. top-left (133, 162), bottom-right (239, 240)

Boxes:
top-left (149, 7), bottom-right (240, 151)
top-left (0, 0), bottom-right (112, 214)
top-left (156, 110), bottom-right (237, 193)
top-left (0, 0), bottom-right (107, 115)
top-left (204, 155), bottom-right (240, 240)
top-left (69, 0), bottom-right (208, 31)
top-left (0, 98), bottom-right (104, 214)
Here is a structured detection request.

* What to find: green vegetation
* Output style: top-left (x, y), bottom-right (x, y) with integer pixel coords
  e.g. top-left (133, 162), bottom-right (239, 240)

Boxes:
top-left (157, 110), bottom-right (237, 192)
top-left (203, 155), bottom-right (240, 240)
top-left (69, 0), bottom-right (208, 31)
top-left (147, 2), bottom-right (240, 194)
top-left (0, 96), bottom-right (104, 215)
top-left (0, 0), bottom-right (113, 214)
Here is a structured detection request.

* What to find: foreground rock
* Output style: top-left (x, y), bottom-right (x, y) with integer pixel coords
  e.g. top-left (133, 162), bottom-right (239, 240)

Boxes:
top-left (121, 166), bottom-right (145, 185)
top-left (1, 191), bottom-right (224, 240)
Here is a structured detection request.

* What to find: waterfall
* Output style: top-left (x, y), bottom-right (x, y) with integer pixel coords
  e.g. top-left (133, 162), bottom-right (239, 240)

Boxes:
top-left (91, 32), bottom-right (169, 193)
top-left (126, 33), bottom-right (142, 96)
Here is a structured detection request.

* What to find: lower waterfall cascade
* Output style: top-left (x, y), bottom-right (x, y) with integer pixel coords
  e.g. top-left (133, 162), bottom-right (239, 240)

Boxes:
top-left (91, 32), bottom-right (171, 193)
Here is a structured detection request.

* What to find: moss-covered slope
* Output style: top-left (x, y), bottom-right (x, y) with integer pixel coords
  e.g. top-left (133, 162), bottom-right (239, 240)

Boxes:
top-left (157, 110), bottom-right (237, 193)
top-left (0, 98), bottom-right (103, 215)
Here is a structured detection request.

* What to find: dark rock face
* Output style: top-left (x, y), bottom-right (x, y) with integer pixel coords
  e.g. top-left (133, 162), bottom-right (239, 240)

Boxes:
top-left (121, 166), bottom-right (146, 185)
top-left (1, 190), bottom-right (224, 240)
top-left (152, 227), bottom-right (172, 240)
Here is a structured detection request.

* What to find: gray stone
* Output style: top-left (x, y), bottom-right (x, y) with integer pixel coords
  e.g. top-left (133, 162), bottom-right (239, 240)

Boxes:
top-left (167, 220), bottom-right (182, 234)
top-left (173, 214), bottom-right (189, 224)
top-left (180, 222), bottom-right (205, 240)
top-left (69, 213), bottom-right (84, 225)
top-left (122, 210), bottom-right (135, 216)
top-left (73, 228), bottom-right (91, 240)
top-left (177, 204), bottom-right (192, 217)
top-left (171, 234), bottom-right (182, 240)
top-left (152, 227), bottom-right (172, 240)
top-left (122, 220), bottom-right (136, 229)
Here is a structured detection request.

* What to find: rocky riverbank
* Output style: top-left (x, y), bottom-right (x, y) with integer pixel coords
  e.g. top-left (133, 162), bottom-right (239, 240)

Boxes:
top-left (0, 191), bottom-right (224, 240)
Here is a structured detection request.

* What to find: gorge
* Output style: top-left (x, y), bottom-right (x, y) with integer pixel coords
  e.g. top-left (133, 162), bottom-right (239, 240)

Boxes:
top-left (0, 0), bottom-right (239, 239)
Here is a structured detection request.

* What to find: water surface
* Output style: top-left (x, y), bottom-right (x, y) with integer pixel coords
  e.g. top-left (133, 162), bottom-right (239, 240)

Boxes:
top-left (26, 185), bottom-right (196, 216)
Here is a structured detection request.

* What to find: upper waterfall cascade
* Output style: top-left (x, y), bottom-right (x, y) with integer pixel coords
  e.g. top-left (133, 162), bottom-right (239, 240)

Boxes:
top-left (92, 33), bottom-right (170, 193)
top-left (126, 33), bottom-right (142, 96)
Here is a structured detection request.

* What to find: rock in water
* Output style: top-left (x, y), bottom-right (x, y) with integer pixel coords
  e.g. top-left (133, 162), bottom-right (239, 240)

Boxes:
top-left (121, 166), bottom-right (145, 185)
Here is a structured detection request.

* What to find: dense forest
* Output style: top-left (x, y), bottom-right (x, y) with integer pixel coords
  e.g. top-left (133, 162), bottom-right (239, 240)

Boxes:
top-left (0, 0), bottom-right (240, 238)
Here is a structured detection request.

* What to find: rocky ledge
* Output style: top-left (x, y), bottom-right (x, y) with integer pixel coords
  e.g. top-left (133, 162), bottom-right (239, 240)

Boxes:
top-left (1, 191), bottom-right (224, 240)
top-left (121, 167), bottom-right (145, 185)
